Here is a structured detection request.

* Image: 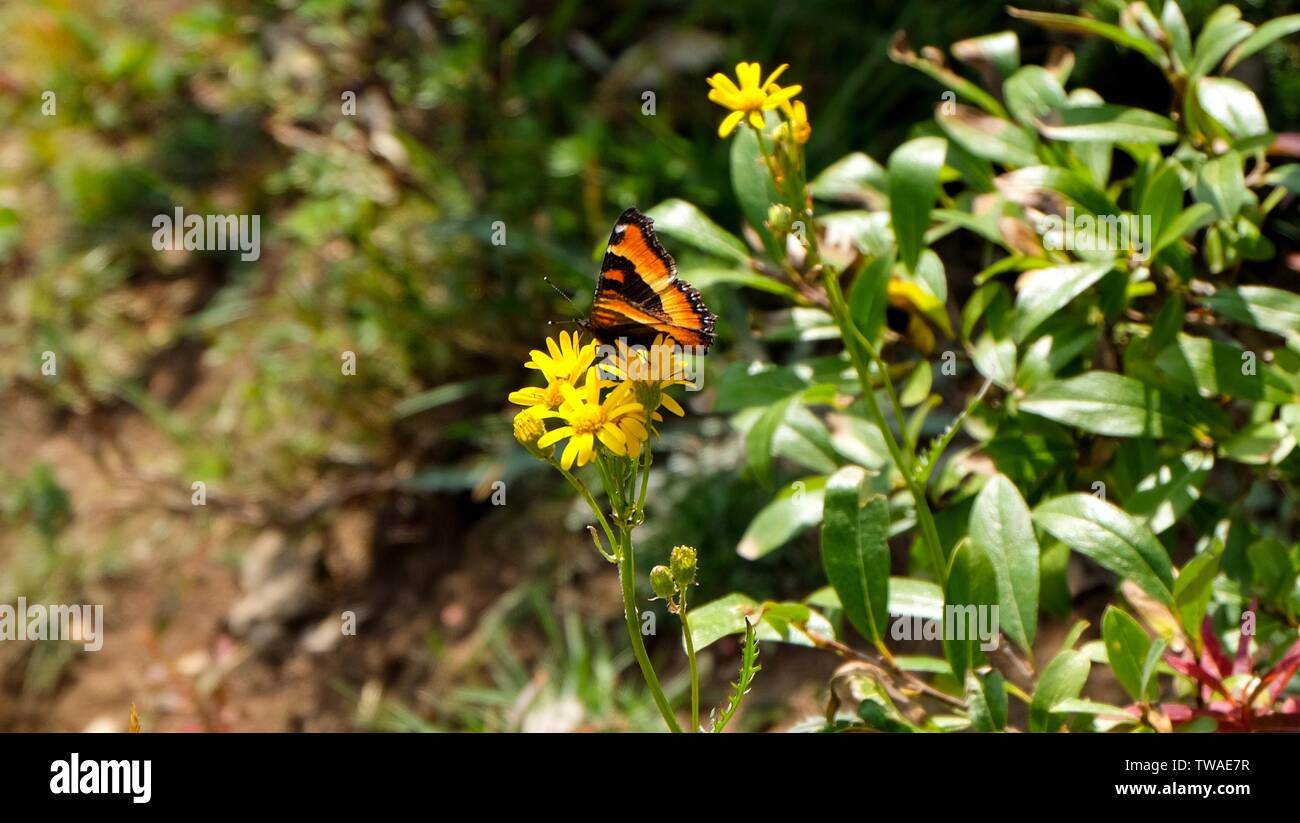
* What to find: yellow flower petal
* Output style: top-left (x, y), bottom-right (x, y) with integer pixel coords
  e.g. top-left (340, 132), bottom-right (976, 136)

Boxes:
top-left (718, 109), bottom-right (745, 138)
top-left (748, 110), bottom-right (765, 129)
top-left (762, 84), bottom-right (802, 108)
top-left (737, 62), bottom-right (760, 89)
top-left (659, 393), bottom-right (685, 417)
top-left (508, 387), bottom-right (546, 406)
top-left (538, 426), bottom-right (572, 449)
top-left (762, 63), bottom-right (789, 89)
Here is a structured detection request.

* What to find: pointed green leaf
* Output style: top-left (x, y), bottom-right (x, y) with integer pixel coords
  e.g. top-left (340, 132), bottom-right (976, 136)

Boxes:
top-left (1032, 493), bottom-right (1175, 605)
top-left (969, 474), bottom-right (1040, 653)
top-left (821, 466), bottom-right (891, 646)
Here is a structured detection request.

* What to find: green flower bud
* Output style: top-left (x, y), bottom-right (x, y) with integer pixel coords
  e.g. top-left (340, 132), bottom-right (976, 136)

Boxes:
top-left (649, 565), bottom-right (676, 600)
top-left (669, 545), bottom-right (697, 588)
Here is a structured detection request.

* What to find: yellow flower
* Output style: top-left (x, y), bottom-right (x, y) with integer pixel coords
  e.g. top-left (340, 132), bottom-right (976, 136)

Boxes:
top-left (602, 335), bottom-right (692, 420)
top-left (780, 99), bottom-right (811, 145)
top-left (707, 62), bottom-right (803, 138)
top-left (508, 330), bottom-right (598, 413)
top-left (538, 368), bottom-right (648, 469)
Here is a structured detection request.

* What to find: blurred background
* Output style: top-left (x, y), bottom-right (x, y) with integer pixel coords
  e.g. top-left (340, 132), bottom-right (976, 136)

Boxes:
top-left (1, 0), bottom-right (1297, 731)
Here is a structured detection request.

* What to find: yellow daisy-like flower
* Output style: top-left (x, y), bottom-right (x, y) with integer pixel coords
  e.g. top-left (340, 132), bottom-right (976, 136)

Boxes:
top-left (602, 335), bottom-right (692, 420)
top-left (508, 331), bottom-right (598, 413)
top-left (538, 368), bottom-right (648, 469)
top-left (780, 99), bottom-right (811, 145)
top-left (706, 62), bottom-right (803, 138)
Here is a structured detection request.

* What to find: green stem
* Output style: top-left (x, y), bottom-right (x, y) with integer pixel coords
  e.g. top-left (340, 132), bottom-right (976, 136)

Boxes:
top-left (555, 463), bottom-right (617, 559)
top-left (618, 527), bottom-right (682, 732)
top-left (678, 594), bottom-right (700, 732)
top-left (821, 268), bottom-right (947, 586)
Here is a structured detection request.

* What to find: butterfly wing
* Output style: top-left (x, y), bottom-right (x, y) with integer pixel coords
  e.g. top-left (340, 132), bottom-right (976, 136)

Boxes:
top-left (589, 208), bottom-right (716, 351)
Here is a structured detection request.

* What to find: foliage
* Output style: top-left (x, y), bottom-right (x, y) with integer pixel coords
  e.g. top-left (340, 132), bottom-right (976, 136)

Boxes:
top-left (648, 2), bottom-right (1300, 732)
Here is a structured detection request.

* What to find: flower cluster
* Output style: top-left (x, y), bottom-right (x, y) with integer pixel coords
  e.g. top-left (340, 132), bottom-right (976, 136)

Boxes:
top-left (509, 331), bottom-right (692, 470)
top-left (706, 61), bottom-right (808, 143)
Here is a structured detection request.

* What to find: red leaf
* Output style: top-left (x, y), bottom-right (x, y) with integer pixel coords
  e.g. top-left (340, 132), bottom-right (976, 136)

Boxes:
top-left (1261, 638), bottom-right (1300, 703)
top-left (1165, 652), bottom-right (1230, 701)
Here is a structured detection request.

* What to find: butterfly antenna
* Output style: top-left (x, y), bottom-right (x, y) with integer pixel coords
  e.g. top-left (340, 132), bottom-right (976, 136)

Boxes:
top-left (543, 276), bottom-right (581, 313)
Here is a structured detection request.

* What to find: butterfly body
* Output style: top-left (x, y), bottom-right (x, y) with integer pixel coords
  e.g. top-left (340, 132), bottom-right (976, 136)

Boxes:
top-left (584, 208), bottom-right (716, 352)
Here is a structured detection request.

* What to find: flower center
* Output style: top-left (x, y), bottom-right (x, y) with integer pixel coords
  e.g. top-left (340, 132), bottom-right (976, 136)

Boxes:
top-left (570, 405), bottom-right (605, 435)
top-left (543, 380), bottom-right (567, 408)
top-left (739, 88), bottom-right (766, 111)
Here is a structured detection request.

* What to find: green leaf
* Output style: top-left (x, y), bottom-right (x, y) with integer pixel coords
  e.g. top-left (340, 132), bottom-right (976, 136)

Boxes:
top-left (1004, 65), bottom-right (1068, 129)
top-left (1266, 164), bottom-right (1300, 194)
top-left (1173, 551), bottom-right (1219, 642)
top-left (1154, 334), bottom-right (1294, 403)
top-left (995, 165), bottom-right (1119, 215)
top-left (952, 30), bottom-right (1021, 80)
top-left (1162, 1), bottom-right (1193, 68)
top-left (888, 577), bottom-right (945, 620)
top-left (888, 137), bottom-right (947, 272)
top-left (713, 362), bottom-right (807, 412)
top-left (888, 35), bottom-right (1009, 118)
top-left (1194, 151), bottom-right (1247, 220)
top-left (1102, 605), bottom-right (1155, 702)
top-left (1030, 648), bottom-right (1091, 732)
top-left (968, 474), bottom-right (1040, 653)
top-left (680, 267), bottom-right (802, 300)
top-left (1007, 7), bottom-right (1165, 66)
top-left (1037, 105), bottom-right (1178, 144)
top-left (943, 539), bottom-right (997, 684)
top-left (746, 396), bottom-right (793, 489)
top-left (1188, 5), bottom-right (1254, 79)
top-left (1225, 14), bottom-right (1300, 70)
top-left (1219, 419), bottom-right (1294, 465)
top-left (1126, 451), bottom-right (1214, 534)
top-left (737, 476), bottom-right (826, 560)
top-left (821, 466), bottom-right (891, 647)
top-left (730, 124), bottom-right (780, 256)
top-left (1152, 204), bottom-right (1215, 256)
top-left (1013, 262), bottom-right (1114, 341)
top-left (688, 594), bottom-right (834, 650)
top-left (1020, 372), bottom-right (1193, 438)
top-left (1202, 285), bottom-right (1300, 340)
top-left (810, 152), bottom-right (888, 207)
top-left (1032, 493), bottom-right (1175, 605)
top-left (645, 199), bottom-right (750, 264)
top-left (1195, 77), bottom-right (1269, 142)
top-left (936, 105), bottom-right (1040, 168)
top-left (967, 670), bottom-right (1008, 731)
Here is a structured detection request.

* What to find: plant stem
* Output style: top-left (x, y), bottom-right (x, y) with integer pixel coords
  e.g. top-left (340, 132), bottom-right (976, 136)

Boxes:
top-left (678, 595), bottom-right (700, 732)
top-left (821, 267), bottom-right (948, 586)
top-left (617, 527), bottom-right (682, 732)
top-left (555, 463), bottom-right (617, 559)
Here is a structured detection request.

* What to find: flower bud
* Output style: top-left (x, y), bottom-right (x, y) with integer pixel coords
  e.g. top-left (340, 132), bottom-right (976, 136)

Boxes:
top-left (669, 545), bottom-right (697, 588)
top-left (649, 565), bottom-right (676, 600)
top-left (512, 409), bottom-right (550, 457)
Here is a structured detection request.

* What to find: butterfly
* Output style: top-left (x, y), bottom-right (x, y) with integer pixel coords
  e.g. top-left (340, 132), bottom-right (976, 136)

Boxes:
top-left (582, 208), bottom-right (716, 352)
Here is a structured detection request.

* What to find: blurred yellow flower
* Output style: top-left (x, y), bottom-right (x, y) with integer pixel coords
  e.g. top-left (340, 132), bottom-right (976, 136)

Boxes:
top-left (508, 330), bottom-right (598, 413)
top-left (781, 99), bottom-right (811, 145)
top-left (538, 368), bottom-right (648, 469)
top-left (707, 62), bottom-right (803, 138)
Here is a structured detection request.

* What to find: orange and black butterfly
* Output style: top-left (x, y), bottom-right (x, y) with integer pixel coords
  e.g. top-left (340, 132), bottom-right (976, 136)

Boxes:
top-left (583, 208), bottom-right (716, 352)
